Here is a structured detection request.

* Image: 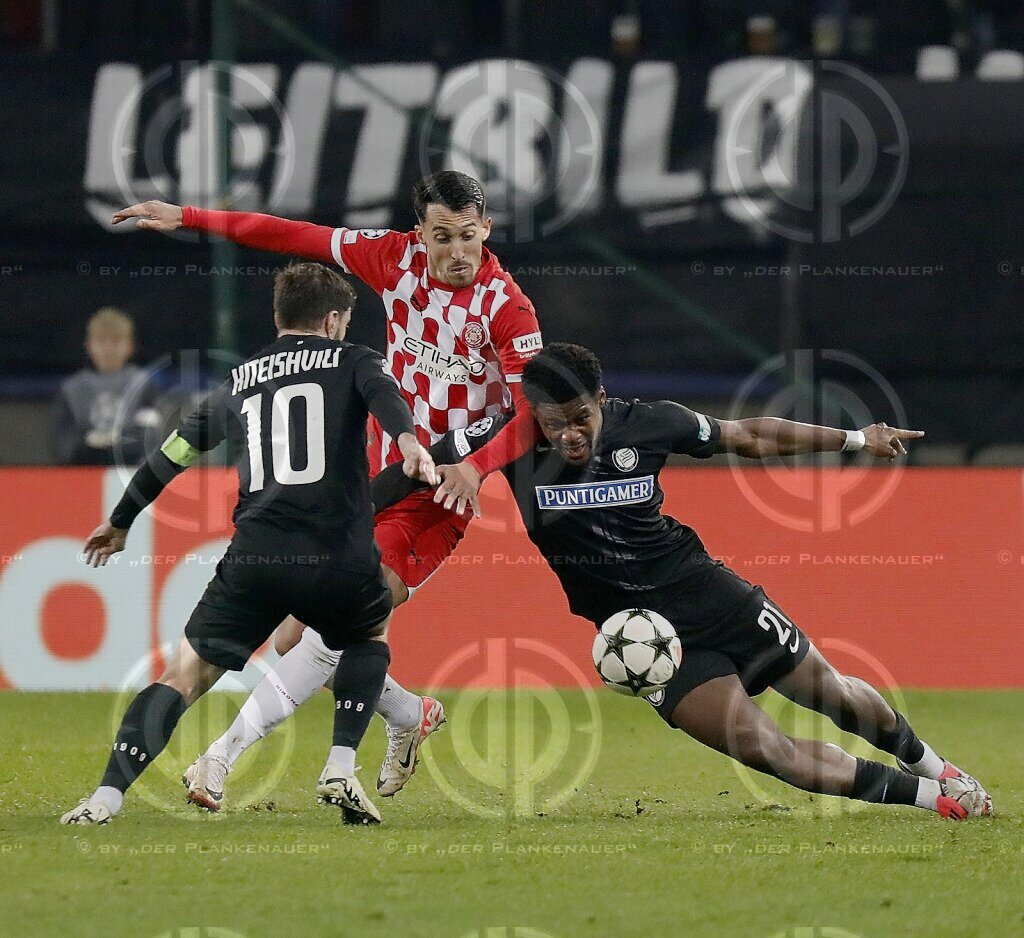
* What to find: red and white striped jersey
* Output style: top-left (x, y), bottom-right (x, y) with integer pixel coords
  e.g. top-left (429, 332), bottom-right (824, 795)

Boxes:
top-left (329, 228), bottom-right (542, 472)
top-left (181, 207), bottom-right (544, 475)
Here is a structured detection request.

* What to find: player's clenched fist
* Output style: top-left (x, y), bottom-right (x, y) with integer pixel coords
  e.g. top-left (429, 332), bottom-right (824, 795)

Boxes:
top-left (111, 200), bottom-right (183, 232)
top-left (862, 423), bottom-right (925, 460)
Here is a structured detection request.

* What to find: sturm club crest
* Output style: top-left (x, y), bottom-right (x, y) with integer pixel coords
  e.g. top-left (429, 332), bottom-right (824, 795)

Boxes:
top-left (612, 447), bottom-right (639, 472)
top-left (462, 323), bottom-right (486, 349)
top-left (646, 688), bottom-right (666, 708)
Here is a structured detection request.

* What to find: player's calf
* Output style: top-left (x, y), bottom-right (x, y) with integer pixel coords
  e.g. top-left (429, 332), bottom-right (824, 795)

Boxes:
top-left (725, 716), bottom-right (988, 819)
top-left (59, 637), bottom-right (223, 825)
top-left (771, 646), bottom-right (990, 794)
top-left (59, 681), bottom-right (187, 824)
top-left (318, 635), bottom-right (392, 822)
top-left (673, 674), bottom-right (991, 820)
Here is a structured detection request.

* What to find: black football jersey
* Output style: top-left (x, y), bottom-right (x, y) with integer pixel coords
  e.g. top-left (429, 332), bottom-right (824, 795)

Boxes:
top-left (371, 399), bottom-right (726, 621)
top-left (502, 398), bottom-right (721, 618)
top-left (177, 334), bottom-right (412, 571)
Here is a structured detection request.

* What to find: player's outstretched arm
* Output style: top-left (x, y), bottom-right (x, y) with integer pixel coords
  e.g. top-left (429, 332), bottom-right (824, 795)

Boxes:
top-left (717, 418), bottom-right (924, 461)
top-left (433, 409), bottom-right (539, 518)
top-left (82, 444), bottom-right (189, 567)
top-left (371, 416), bottom-right (508, 516)
top-left (83, 389), bottom-right (229, 568)
top-left (354, 349), bottom-right (438, 486)
top-left (112, 200), bottom-right (337, 262)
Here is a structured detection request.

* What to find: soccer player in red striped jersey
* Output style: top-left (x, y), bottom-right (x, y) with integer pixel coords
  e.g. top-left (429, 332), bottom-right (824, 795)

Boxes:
top-left (112, 172), bottom-right (542, 804)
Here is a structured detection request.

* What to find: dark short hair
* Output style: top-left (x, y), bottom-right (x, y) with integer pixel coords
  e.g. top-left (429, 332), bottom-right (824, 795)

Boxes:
top-left (522, 343), bottom-right (602, 406)
top-left (413, 170), bottom-right (486, 221)
top-left (273, 262), bottom-right (356, 331)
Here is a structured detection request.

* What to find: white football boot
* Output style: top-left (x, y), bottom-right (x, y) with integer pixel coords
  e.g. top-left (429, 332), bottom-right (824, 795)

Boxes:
top-left (377, 696), bottom-right (446, 797)
top-left (898, 756), bottom-right (993, 817)
top-left (316, 765), bottom-right (381, 825)
top-left (936, 774), bottom-right (993, 820)
top-left (60, 798), bottom-right (112, 826)
top-left (182, 755), bottom-right (228, 812)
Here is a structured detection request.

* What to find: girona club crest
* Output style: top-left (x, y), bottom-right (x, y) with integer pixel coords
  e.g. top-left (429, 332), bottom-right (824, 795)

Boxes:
top-left (462, 322), bottom-right (486, 349)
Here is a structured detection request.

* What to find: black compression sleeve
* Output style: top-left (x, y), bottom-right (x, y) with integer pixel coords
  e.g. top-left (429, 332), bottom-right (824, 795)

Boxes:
top-left (369, 414), bottom-right (510, 514)
top-left (109, 451), bottom-right (187, 529)
top-left (371, 436), bottom-right (456, 514)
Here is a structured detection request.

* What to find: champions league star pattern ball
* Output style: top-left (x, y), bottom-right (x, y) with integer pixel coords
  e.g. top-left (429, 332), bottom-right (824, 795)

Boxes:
top-left (592, 609), bottom-right (683, 697)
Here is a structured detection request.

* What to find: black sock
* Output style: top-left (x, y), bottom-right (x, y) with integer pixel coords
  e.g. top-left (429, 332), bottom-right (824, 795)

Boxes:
top-left (850, 757), bottom-right (919, 805)
top-left (875, 712), bottom-right (926, 764)
top-left (332, 641), bottom-right (391, 749)
top-left (100, 683), bottom-right (186, 792)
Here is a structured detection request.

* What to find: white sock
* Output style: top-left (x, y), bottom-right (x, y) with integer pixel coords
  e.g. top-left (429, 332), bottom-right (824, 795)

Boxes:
top-left (204, 702), bottom-right (264, 769)
top-left (902, 741), bottom-right (945, 779)
top-left (205, 628), bottom-right (340, 770)
top-left (375, 674), bottom-right (422, 732)
top-left (92, 785), bottom-right (124, 815)
top-left (327, 745), bottom-right (356, 775)
top-left (915, 777), bottom-right (942, 811)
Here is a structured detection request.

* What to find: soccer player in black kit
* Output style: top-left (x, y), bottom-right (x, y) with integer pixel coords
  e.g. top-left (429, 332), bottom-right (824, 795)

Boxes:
top-left (384, 343), bottom-right (992, 820)
top-left (60, 263), bottom-right (436, 826)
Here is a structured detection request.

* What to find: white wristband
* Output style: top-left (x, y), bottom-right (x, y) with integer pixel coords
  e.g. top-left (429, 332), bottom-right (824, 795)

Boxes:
top-left (841, 429), bottom-right (866, 453)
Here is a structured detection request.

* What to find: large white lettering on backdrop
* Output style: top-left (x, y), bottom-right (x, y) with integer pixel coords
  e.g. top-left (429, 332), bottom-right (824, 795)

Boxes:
top-left (83, 57), bottom-right (816, 239)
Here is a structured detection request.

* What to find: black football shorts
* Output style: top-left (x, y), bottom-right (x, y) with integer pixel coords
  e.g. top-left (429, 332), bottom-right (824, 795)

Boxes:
top-left (184, 551), bottom-right (392, 671)
top-left (645, 580), bottom-right (810, 726)
top-left (579, 557), bottom-right (810, 726)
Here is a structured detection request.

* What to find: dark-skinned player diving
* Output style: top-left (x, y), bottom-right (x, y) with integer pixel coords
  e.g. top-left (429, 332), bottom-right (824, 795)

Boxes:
top-left (375, 343), bottom-right (992, 820)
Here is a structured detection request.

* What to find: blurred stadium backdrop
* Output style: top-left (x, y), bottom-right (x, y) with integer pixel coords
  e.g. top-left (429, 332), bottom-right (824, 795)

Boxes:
top-left (2, 1), bottom-right (1024, 693)
top-left (2, 467), bottom-right (1022, 690)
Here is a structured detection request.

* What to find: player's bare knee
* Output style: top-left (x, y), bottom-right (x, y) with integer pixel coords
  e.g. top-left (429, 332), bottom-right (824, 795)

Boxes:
top-left (273, 617), bottom-right (305, 656)
top-left (274, 629), bottom-right (298, 657)
top-left (390, 580), bottom-right (410, 607)
top-left (156, 653), bottom-right (220, 706)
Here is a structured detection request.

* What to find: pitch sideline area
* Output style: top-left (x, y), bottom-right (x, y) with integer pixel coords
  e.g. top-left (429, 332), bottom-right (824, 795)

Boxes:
top-left (3, 689), bottom-right (1019, 937)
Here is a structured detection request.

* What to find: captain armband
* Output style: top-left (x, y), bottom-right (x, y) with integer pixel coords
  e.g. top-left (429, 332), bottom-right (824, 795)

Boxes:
top-left (161, 431), bottom-right (204, 468)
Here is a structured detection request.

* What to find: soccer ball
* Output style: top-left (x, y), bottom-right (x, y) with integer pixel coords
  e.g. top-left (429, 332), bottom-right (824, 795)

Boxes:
top-left (592, 608), bottom-right (682, 697)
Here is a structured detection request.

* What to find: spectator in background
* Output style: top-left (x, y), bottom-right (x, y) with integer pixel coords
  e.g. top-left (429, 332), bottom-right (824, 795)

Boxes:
top-left (52, 307), bottom-right (160, 466)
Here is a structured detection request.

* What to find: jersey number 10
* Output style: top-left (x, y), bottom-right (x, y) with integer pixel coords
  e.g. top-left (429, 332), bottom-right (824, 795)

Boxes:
top-left (240, 383), bottom-right (326, 491)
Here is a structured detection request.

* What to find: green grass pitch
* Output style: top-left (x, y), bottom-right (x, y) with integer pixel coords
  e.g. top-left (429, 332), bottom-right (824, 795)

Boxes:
top-left (1, 689), bottom-right (1020, 938)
